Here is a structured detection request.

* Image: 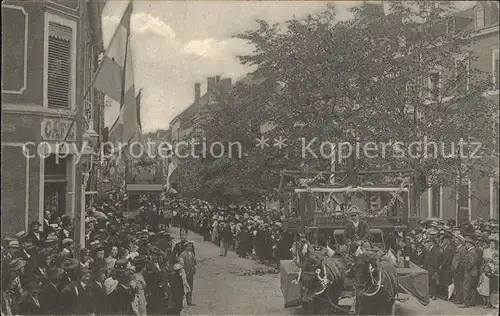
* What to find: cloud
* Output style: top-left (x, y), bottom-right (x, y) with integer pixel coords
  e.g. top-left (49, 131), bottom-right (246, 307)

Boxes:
top-left (101, 1), bottom-right (369, 132)
top-left (101, 7), bottom-right (255, 132)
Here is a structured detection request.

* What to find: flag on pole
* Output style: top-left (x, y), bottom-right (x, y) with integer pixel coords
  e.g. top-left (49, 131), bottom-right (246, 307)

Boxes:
top-left (92, 1), bottom-right (133, 103)
top-left (94, 1), bottom-right (140, 145)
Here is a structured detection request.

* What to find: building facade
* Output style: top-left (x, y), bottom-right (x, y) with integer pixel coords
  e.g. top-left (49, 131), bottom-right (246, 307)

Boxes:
top-left (419, 2), bottom-right (499, 222)
top-left (1, 0), bottom-right (105, 240)
top-left (170, 75), bottom-right (232, 143)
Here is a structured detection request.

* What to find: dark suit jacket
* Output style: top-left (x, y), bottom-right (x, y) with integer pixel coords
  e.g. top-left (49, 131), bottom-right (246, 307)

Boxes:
top-left (58, 229), bottom-right (72, 244)
top-left (108, 284), bottom-right (134, 315)
top-left (58, 281), bottom-right (80, 315)
top-left (87, 281), bottom-right (107, 315)
top-left (344, 220), bottom-right (370, 242)
top-left (439, 244), bottom-right (454, 285)
top-left (464, 247), bottom-right (479, 278)
top-left (424, 245), bottom-right (442, 274)
top-left (452, 244), bottom-right (467, 272)
top-left (28, 232), bottom-right (44, 248)
top-left (40, 282), bottom-right (59, 314)
top-left (412, 251), bottom-right (425, 268)
top-left (18, 294), bottom-right (42, 315)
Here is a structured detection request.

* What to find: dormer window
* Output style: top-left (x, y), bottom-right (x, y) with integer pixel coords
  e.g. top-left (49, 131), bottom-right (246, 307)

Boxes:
top-left (475, 8), bottom-right (484, 29)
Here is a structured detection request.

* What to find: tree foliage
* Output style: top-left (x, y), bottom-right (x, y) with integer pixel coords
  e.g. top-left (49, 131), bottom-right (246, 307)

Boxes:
top-left (173, 1), bottom-right (498, 203)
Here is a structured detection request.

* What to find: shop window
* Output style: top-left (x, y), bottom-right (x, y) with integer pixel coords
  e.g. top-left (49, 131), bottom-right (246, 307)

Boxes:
top-left (44, 154), bottom-right (67, 219)
top-left (44, 154), bottom-right (67, 176)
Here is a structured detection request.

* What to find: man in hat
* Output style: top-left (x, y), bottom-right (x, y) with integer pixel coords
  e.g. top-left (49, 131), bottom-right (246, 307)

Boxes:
top-left (108, 259), bottom-right (134, 315)
top-left (424, 237), bottom-right (441, 300)
top-left (460, 237), bottom-right (479, 307)
top-left (15, 231), bottom-right (33, 258)
top-left (58, 265), bottom-right (86, 315)
top-left (179, 241), bottom-right (197, 306)
top-left (451, 235), bottom-right (466, 304)
top-left (32, 248), bottom-right (52, 282)
top-left (59, 258), bottom-right (79, 290)
top-left (344, 206), bottom-right (370, 255)
top-left (59, 215), bottom-right (74, 244)
top-left (86, 265), bottom-right (108, 315)
top-left (28, 221), bottom-right (43, 248)
top-left (439, 231), bottom-right (454, 300)
top-left (173, 230), bottom-right (195, 258)
top-left (17, 277), bottom-right (42, 315)
top-left (39, 267), bottom-right (63, 314)
top-left (6, 257), bottom-right (27, 313)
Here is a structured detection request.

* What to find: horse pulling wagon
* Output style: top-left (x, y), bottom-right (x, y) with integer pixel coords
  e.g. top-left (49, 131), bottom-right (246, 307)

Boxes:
top-left (278, 169), bottom-right (430, 314)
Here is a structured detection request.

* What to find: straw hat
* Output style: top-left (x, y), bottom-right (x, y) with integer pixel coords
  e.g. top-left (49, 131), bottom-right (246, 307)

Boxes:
top-left (173, 263), bottom-right (183, 271)
top-left (61, 258), bottom-right (79, 270)
top-left (9, 258), bottom-right (27, 271)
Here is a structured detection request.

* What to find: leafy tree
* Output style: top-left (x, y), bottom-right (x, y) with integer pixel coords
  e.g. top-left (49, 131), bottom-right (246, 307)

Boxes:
top-left (174, 1), bottom-right (498, 207)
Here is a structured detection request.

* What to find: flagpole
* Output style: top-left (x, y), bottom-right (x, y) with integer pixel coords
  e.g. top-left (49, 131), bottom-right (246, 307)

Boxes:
top-left (61, 0), bottom-right (133, 145)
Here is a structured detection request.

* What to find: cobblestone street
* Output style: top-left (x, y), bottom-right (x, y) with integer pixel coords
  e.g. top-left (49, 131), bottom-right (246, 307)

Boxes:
top-left (177, 229), bottom-right (496, 316)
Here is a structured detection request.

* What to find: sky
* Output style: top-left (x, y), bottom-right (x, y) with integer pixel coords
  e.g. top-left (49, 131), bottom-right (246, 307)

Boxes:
top-left (101, 1), bottom-right (477, 132)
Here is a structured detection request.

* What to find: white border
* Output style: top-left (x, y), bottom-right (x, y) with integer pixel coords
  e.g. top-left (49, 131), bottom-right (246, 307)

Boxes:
top-left (1, 5), bottom-right (28, 95)
top-left (43, 12), bottom-right (77, 111)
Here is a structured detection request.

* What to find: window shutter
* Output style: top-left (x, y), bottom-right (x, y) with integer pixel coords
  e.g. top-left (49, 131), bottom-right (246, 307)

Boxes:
top-left (48, 22), bottom-right (72, 108)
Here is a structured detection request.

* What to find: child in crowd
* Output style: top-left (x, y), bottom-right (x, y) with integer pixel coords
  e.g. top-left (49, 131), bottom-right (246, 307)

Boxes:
top-left (477, 264), bottom-right (491, 307)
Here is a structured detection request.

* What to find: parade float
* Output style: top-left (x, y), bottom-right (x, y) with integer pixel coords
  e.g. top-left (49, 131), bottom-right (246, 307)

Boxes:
top-left (278, 169), bottom-right (430, 314)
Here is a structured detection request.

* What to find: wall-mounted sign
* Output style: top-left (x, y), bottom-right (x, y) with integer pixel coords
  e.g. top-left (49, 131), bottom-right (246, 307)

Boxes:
top-left (41, 118), bottom-right (76, 141)
top-left (1, 124), bottom-right (16, 133)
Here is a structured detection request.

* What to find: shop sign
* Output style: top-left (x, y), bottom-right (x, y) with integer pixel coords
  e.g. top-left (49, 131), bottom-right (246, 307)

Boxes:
top-left (1, 124), bottom-right (16, 133)
top-left (41, 118), bottom-right (76, 141)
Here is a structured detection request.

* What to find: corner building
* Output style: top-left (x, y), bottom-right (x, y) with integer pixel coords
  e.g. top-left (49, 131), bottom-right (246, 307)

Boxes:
top-left (1, 0), bottom-right (105, 237)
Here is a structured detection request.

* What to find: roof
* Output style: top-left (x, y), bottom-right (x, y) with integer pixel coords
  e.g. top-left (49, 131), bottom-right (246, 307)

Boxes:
top-left (237, 74), bottom-right (268, 86)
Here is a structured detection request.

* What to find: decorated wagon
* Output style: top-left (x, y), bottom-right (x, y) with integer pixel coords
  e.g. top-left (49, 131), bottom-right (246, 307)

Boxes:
top-left (278, 169), bottom-right (430, 314)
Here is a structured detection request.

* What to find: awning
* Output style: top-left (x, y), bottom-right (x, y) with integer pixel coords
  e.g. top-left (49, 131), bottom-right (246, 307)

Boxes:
top-left (126, 184), bottom-right (163, 193)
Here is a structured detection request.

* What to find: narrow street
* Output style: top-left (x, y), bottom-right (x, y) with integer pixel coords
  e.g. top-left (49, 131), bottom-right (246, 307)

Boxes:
top-left (175, 229), bottom-right (495, 316)
top-left (175, 228), bottom-right (294, 315)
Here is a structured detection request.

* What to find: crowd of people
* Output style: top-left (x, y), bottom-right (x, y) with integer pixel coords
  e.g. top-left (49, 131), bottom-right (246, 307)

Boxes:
top-left (1, 199), bottom-right (197, 316)
top-left (406, 218), bottom-right (499, 308)
top-left (1, 194), bottom-right (498, 315)
top-left (167, 196), bottom-right (499, 309)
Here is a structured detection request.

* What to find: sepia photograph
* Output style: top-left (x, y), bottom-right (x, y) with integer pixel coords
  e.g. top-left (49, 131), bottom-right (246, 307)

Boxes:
top-left (1, 0), bottom-right (499, 315)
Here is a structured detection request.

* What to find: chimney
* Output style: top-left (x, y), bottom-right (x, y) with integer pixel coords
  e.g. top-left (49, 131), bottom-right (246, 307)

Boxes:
top-left (207, 77), bottom-right (216, 94)
top-left (194, 83), bottom-right (201, 104)
top-left (215, 75), bottom-right (221, 83)
top-left (220, 78), bottom-right (232, 94)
